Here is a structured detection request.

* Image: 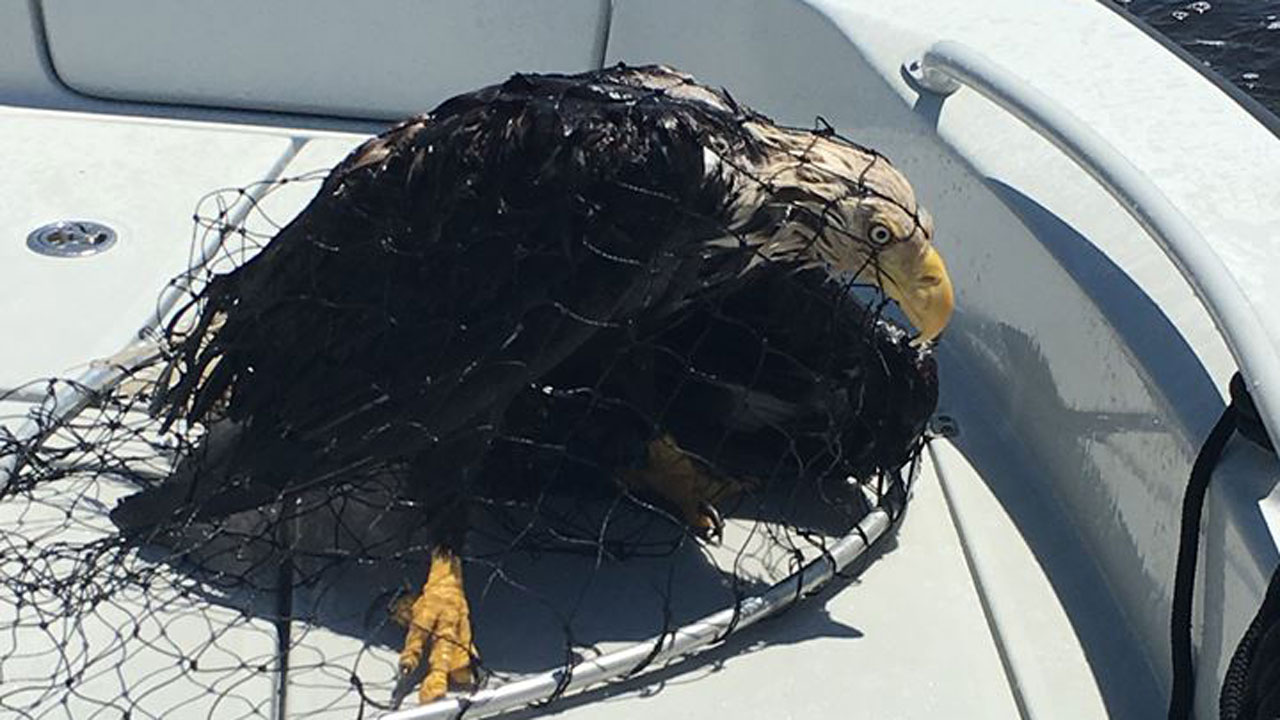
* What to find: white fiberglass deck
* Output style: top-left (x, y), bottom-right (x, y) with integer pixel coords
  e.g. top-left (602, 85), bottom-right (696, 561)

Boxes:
top-left (0, 402), bottom-right (1097, 719)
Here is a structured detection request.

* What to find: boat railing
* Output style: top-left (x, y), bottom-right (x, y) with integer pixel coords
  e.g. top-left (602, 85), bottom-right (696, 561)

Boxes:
top-left (911, 40), bottom-right (1280, 450)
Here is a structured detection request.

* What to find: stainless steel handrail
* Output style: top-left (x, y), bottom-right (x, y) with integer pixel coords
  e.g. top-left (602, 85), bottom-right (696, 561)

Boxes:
top-left (913, 40), bottom-right (1280, 450)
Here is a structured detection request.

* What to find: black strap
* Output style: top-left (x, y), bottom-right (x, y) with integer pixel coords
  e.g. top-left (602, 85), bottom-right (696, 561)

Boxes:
top-left (1220, 567), bottom-right (1280, 719)
top-left (1168, 372), bottom-right (1278, 720)
top-left (1168, 396), bottom-right (1239, 720)
top-left (1228, 374), bottom-right (1274, 455)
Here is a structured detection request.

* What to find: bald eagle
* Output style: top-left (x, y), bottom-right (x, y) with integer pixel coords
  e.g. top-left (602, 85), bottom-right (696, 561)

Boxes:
top-left (109, 65), bottom-right (952, 704)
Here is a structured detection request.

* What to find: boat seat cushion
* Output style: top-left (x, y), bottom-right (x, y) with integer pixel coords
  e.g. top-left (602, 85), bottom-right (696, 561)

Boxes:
top-left (40, 0), bottom-right (607, 120)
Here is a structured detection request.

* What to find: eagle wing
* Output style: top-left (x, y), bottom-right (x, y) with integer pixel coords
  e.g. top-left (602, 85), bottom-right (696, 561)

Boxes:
top-left (536, 263), bottom-right (937, 487)
top-left (642, 267), bottom-right (938, 482)
top-left (123, 67), bottom-right (762, 526)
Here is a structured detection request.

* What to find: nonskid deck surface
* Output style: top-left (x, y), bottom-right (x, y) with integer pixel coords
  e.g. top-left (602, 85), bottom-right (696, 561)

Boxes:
top-left (0, 390), bottom-right (1040, 720)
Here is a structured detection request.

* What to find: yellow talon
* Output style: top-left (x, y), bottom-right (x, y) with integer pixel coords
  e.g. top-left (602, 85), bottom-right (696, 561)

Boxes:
top-left (621, 434), bottom-right (749, 540)
top-left (397, 550), bottom-right (477, 704)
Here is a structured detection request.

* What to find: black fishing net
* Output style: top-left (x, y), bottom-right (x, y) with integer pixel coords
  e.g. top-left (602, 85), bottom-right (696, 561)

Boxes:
top-left (0, 65), bottom-right (937, 719)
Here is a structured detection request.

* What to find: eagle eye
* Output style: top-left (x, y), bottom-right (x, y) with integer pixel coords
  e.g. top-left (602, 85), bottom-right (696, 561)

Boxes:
top-left (868, 223), bottom-right (894, 246)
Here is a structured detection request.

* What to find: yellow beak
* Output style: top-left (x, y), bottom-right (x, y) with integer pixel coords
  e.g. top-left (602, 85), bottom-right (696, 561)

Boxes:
top-left (880, 243), bottom-right (954, 344)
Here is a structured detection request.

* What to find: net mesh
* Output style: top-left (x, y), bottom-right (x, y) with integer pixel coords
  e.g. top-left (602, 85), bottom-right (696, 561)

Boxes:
top-left (0, 67), bottom-right (935, 719)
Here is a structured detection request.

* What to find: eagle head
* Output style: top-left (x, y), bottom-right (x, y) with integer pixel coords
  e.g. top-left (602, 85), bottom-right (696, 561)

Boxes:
top-left (726, 121), bottom-right (955, 344)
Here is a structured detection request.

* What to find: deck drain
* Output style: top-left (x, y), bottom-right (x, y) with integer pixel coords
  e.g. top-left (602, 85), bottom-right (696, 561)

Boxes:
top-left (26, 220), bottom-right (118, 258)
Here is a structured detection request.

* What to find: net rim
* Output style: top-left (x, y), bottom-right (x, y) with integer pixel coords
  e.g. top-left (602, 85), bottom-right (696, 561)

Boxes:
top-left (0, 340), bottom-right (915, 720)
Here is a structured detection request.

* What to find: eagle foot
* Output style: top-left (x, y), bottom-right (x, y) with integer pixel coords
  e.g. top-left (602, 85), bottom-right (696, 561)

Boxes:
top-left (394, 550), bottom-right (477, 705)
top-left (622, 434), bottom-right (750, 543)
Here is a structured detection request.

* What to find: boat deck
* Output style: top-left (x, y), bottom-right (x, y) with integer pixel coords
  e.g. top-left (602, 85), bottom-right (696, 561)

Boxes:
top-left (0, 375), bottom-right (1117, 720)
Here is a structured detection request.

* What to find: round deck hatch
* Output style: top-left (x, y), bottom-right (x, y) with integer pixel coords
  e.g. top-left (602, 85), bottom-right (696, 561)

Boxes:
top-left (26, 220), bottom-right (118, 258)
